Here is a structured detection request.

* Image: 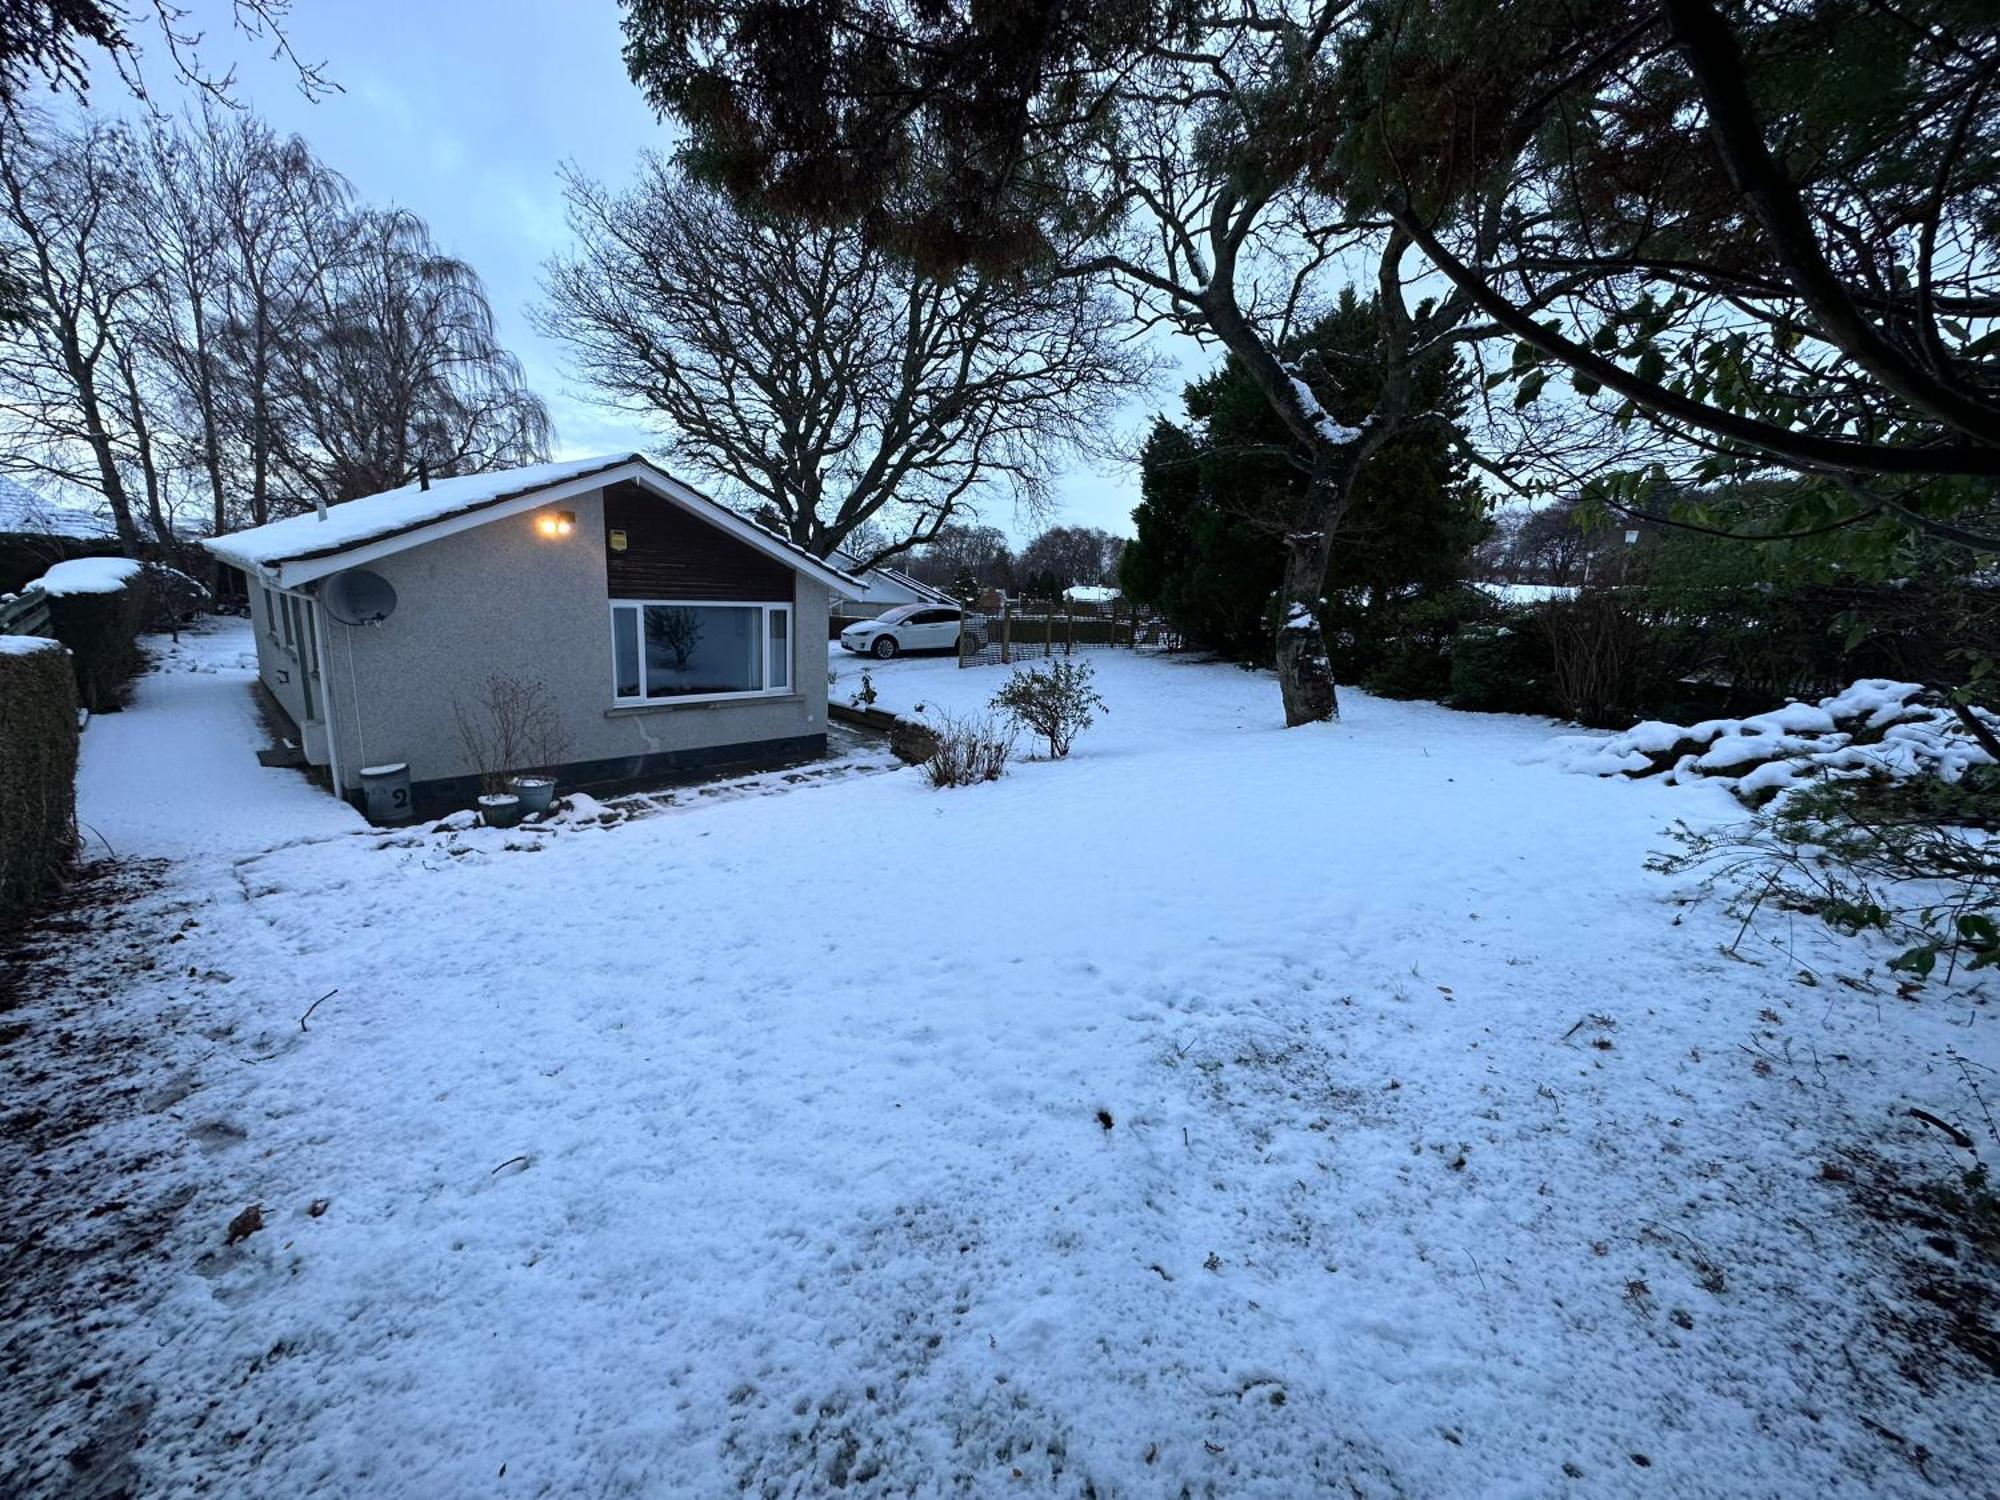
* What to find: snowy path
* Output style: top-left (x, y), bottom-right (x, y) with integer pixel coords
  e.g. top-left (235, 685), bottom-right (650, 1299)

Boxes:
top-left (3, 640), bottom-right (1994, 1500)
top-left (75, 622), bottom-right (358, 860)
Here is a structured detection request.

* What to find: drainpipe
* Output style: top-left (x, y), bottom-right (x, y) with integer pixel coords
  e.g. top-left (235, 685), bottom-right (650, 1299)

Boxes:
top-left (308, 589), bottom-right (346, 803)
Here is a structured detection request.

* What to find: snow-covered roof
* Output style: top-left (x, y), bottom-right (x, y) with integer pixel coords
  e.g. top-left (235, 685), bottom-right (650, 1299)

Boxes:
top-left (202, 454), bottom-right (862, 592)
top-left (28, 556), bottom-right (143, 597)
top-left (1476, 581), bottom-right (1578, 605)
top-left (0, 475), bottom-right (117, 540)
top-left (1065, 584), bottom-right (1121, 604)
top-left (831, 552), bottom-right (957, 607)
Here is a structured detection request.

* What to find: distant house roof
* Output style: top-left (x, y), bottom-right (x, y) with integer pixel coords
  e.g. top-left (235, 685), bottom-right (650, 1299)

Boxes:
top-left (202, 454), bottom-right (863, 593)
top-left (831, 552), bottom-right (957, 608)
top-left (1065, 584), bottom-right (1121, 604)
top-left (0, 475), bottom-right (117, 541)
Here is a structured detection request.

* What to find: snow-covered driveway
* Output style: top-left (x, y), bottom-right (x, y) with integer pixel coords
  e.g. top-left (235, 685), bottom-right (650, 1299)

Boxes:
top-left (4, 634), bottom-right (1994, 1499)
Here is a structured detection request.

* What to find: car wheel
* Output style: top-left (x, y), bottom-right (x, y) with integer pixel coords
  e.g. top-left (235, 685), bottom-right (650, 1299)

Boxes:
top-left (872, 635), bottom-right (899, 659)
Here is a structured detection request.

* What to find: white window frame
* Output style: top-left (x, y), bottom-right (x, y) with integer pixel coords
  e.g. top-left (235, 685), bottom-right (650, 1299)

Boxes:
top-left (609, 598), bottom-right (795, 707)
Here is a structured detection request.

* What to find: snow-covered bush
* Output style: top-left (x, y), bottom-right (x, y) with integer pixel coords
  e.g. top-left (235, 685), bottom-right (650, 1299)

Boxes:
top-left (32, 558), bottom-right (149, 713)
top-left (989, 658), bottom-right (1105, 759)
top-left (1553, 680), bottom-right (1997, 804)
top-left (1569, 679), bottom-right (2000, 978)
top-left (920, 711), bottom-right (1013, 788)
top-left (1653, 767), bottom-right (2000, 980)
top-left (0, 637), bottom-right (78, 921)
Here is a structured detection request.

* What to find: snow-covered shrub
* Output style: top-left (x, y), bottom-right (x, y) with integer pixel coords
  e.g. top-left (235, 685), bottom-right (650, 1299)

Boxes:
top-left (1653, 766), bottom-right (2000, 980)
top-left (989, 658), bottom-right (1105, 758)
top-left (0, 638), bottom-right (79, 921)
top-left (1553, 680), bottom-right (1996, 803)
top-left (36, 561), bottom-right (149, 713)
top-left (921, 711), bottom-right (1013, 788)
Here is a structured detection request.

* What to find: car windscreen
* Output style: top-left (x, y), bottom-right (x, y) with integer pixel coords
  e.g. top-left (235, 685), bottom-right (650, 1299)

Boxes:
top-left (877, 605), bottom-right (922, 623)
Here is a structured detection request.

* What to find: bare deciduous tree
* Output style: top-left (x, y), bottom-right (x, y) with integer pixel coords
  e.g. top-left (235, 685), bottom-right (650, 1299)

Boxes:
top-left (271, 204), bottom-right (552, 505)
top-left (0, 114), bottom-right (154, 551)
top-left (538, 156), bottom-right (1148, 567)
top-left (0, 108), bottom-right (550, 557)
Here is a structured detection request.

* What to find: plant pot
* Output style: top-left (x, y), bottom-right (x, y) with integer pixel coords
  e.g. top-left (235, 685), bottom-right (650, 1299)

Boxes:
top-left (477, 792), bottom-right (523, 828)
top-left (508, 775), bottom-right (557, 816)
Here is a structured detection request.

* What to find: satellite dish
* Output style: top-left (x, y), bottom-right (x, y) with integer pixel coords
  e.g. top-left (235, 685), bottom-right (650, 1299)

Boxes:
top-left (321, 568), bottom-right (398, 626)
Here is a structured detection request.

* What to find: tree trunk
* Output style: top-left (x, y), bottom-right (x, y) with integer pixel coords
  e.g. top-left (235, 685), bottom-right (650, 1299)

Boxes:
top-left (1275, 529), bottom-right (1338, 725)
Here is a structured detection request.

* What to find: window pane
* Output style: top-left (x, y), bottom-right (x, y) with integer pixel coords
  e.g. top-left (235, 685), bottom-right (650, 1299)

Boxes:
top-left (768, 610), bottom-right (789, 689)
top-left (642, 604), bottom-right (763, 697)
top-left (613, 606), bottom-right (641, 698)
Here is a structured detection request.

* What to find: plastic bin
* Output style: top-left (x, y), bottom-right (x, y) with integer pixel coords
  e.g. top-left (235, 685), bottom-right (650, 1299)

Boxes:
top-left (358, 762), bottom-right (414, 824)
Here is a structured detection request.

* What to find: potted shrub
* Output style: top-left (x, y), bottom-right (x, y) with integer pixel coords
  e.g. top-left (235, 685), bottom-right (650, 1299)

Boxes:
top-left (507, 774), bottom-right (557, 815)
top-left (477, 791), bottom-right (523, 827)
top-left (453, 674), bottom-right (574, 823)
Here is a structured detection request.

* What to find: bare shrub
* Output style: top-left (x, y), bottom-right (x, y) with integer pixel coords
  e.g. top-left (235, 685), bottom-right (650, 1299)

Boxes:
top-left (450, 675), bottom-right (574, 792)
top-left (922, 711), bottom-right (1013, 788)
top-left (1532, 591), bottom-right (1683, 728)
top-left (990, 657), bottom-right (1106, 758)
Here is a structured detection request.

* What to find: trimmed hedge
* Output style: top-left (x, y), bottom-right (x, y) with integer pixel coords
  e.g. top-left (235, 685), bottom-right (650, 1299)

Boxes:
top-left (44, 569), bottom-right (149, 712)
top-left (0, 639), bottom-right (79, 923)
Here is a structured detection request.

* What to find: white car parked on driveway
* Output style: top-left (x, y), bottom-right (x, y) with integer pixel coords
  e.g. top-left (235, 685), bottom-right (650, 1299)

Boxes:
top-left (839, 604), bottom-right (988, 659)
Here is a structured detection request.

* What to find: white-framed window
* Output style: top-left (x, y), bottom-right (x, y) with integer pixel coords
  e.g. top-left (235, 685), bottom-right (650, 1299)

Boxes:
top-left (610, 599), bottom-right (794, 705)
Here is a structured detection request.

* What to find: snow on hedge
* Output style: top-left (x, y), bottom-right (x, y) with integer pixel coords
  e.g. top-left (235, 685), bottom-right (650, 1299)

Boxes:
top-left (0, 633), bottom-right (65, 656)
top-left (1550, 678), bottom-right (1997, 801)
top-left (26, 555), bottom-right (143, 597)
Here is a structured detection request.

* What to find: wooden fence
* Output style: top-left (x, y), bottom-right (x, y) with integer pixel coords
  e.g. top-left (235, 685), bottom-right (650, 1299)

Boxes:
top-left (956, 598), bottom-right (1173, 667)
top-left (0, 585), bottom-right (52, 639)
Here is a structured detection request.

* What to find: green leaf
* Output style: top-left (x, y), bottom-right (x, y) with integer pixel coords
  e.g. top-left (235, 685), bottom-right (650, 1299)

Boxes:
top-left (1888, 944), bottom-right (1938, 977)
top-left (1571, 370), bottom-right (1602, 398)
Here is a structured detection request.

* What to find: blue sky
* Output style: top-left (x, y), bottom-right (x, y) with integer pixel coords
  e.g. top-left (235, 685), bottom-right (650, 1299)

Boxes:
top-left (122, 1), bottom-right (1177, 541)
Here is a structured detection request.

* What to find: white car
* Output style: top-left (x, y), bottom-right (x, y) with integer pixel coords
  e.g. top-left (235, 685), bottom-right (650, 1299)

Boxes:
top-left (839, 604), bottom-right (988, 659)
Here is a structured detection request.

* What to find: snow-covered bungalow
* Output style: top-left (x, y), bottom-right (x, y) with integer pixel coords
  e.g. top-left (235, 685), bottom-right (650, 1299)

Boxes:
top-left (204, 455), bottom-right (860, 816)
top-left (829, 551), bottom-right (958, 619)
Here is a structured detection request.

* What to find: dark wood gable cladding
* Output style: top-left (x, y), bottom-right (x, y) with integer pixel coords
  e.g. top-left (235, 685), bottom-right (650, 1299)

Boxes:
top-left (601, 480), bottom-right (792, 602)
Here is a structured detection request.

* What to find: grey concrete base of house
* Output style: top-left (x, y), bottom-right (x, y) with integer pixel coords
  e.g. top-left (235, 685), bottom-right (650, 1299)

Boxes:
top-left (357, 733), bottom-right (831, 821)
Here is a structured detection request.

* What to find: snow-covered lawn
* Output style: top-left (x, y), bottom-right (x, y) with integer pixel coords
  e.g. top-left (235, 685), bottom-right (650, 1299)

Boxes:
top-left (4, 625), bottom-right (1995, 1499)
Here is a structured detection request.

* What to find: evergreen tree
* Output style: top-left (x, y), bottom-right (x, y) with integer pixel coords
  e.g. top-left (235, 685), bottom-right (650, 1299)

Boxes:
top-left (1123, 291), bottom-right (1488, 666)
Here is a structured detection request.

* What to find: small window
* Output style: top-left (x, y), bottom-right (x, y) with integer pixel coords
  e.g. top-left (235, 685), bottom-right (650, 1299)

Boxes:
top-left (613, 605), bottom-right (641, 698)
top-left (768, 609), bottom-right (789, 690)
top-left (281, 594), bottom-right (297, 649)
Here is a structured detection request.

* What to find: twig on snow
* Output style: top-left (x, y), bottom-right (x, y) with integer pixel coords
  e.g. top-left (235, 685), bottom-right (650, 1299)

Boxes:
top-left (299, 988), bottom-right (338, 1031)
top-left (1907, 1107), bottom-right (1974, 1150)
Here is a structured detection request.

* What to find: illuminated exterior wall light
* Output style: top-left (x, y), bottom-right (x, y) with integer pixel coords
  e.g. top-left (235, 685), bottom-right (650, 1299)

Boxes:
top-left (535, 509), bottom-right (576, 540)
